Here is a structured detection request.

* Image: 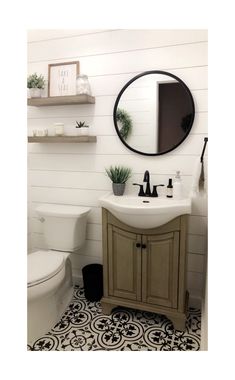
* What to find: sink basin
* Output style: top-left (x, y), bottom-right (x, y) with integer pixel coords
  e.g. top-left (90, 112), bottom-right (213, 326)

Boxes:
top-left (99, 193), bottom-right (191, 229)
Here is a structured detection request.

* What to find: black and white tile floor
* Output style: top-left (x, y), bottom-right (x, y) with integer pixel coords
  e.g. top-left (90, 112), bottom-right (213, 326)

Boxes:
top-left (27, 285), bottom-right (201, 351)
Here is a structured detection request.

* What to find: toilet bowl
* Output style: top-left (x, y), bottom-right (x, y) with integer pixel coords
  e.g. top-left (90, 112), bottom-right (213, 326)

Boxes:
top-left (28, 250), bottom-right (69, 301)
top-left (27, 204), bottom-right (90, 344)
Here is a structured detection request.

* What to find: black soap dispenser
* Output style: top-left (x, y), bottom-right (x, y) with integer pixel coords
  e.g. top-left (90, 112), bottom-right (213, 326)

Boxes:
top-left (166, 178), bottom-right (173, 198)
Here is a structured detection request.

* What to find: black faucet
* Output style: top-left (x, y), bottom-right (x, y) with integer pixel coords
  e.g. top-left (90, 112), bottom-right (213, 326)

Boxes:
top-left (133, 170), bottom-right (164, 197)
top-left (143, 170), bottom-right (151, 196)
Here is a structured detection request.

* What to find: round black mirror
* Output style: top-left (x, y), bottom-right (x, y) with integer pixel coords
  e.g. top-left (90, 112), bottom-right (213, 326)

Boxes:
top-left (113, 70), bottom-right (195, 156)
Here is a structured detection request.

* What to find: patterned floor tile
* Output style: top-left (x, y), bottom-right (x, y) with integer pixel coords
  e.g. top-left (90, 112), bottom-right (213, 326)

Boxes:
top-left (27, 285), bottom-right (201, 351)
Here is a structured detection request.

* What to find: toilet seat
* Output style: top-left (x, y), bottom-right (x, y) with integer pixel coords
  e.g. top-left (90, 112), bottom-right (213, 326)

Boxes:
top-left (27, 250), bottom-right (65, 287)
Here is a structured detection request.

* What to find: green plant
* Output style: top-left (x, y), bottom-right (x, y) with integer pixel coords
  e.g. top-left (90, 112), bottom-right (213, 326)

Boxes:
top-left (116, 108), bottom-right (133, 140)
top-left (27, 73), bottom-right (45, 89)
top-left (75, 121), bottom-right (89, 128)
top-left (105, 165), bottom-right (132, 184)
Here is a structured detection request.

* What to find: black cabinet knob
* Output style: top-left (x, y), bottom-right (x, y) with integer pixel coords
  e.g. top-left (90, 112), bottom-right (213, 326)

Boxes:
top-left (136, 243), bottom-right (141, 248)
top-left (142, 244), bottom-right (147, 249)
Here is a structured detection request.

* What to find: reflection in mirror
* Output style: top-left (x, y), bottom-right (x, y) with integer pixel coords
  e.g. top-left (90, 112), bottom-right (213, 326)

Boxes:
top-left (113, 71), bottom-right (195, 156)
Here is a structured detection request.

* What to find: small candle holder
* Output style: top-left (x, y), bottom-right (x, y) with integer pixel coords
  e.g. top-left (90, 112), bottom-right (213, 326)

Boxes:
top-left (36, 129), bottom-right (45, 136)
top-left (54, 123), bottom-right (64, 136)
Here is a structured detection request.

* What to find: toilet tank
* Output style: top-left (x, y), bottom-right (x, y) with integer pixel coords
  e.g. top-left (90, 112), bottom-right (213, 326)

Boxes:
top-left (36, 204), bottom-right (91, 252)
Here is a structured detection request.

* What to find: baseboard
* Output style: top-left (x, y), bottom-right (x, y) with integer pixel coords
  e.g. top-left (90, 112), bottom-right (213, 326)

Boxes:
top-left (72, 272), bottom-right (83, 287)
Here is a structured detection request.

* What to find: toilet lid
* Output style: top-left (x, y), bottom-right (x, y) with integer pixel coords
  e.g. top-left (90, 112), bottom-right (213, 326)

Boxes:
top-left (27, 250), bottom-right (65, 286)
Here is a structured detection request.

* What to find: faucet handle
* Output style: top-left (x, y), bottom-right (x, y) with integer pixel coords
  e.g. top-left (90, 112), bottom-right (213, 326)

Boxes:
top-left (151, 184), bottom-right (164, 197)
top-left (133, 183), bottom-right (145, 197)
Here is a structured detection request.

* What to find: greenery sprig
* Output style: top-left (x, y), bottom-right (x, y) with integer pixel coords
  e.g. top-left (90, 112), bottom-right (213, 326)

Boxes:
top-left (116, 108), bottom-right (133, 140)
top-left (105, 165), bottom-right (132, 184)
top-left (27, 73), bottom-right (45, 89)
top-left (75, 121), bottom-right (89, 128)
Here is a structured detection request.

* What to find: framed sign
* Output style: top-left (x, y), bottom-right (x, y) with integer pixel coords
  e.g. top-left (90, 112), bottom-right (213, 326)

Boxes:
top-left (48, 61), bottom-right (80, 97)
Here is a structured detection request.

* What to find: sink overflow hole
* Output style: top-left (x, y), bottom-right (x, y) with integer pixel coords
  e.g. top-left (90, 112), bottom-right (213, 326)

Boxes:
top-left (143, 200), bottom-right (150, 203)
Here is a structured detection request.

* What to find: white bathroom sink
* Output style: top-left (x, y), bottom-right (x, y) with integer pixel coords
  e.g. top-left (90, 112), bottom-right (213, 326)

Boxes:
top-left (99, 193), bottom-right (191, 229)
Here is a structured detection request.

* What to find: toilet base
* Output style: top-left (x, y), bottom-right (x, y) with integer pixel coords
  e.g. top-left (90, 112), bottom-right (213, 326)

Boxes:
top-left (27, 259), bottom-right (73, 344)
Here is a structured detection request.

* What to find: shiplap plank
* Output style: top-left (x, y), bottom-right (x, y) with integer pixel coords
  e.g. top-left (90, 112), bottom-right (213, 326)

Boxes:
top-left (28, 42), bottom-right (207, 78)
top-left (28, 29), bottom-right (108, 43)
top-left (29, 171), bottom-right (110, 190)
top-left (28, 171), bottom-right (192, 192)
top-left (87, 66), bottom-right (207, 96)
top-left (27, 134), bottom-right (207, 156)
top-left (28, 153), bottom-right (198, 175)
top-left (191, 195), bottom-right (208, 217)
top-left (28, 29), bottom-right (207, 63)
top-left (187, 272), bottom-right (204, 293)
top-left (30, 187), bottom-right (106, 207)
top-left (188, 253), bottom-right (205, 273)
top-left (188, 234), bottom-right (206, 254)
top-left (188, 215), bottom-right (208, 235)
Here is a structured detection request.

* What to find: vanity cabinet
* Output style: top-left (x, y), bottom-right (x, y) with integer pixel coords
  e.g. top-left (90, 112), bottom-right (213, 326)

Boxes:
top-left (101, 208), bottom-right (189, 330)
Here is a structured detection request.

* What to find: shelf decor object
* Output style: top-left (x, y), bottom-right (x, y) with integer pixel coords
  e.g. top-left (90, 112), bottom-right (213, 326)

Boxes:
top-left (76, 74), bottom-right (92, 95)
top-left (27, 73), bottom-right (46, 98)
top-left (48, 61), bottom-right (80, 97)
top-left (27, 136), bottom-right (97, 143)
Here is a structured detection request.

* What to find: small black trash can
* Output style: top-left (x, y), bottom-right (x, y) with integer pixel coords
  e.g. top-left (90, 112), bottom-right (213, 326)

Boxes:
top-left (82, 264), bottom-right (103, 302)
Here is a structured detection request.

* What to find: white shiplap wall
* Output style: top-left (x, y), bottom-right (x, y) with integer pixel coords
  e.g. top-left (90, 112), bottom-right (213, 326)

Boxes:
top-left (27, 29), bottom-right (208, 306)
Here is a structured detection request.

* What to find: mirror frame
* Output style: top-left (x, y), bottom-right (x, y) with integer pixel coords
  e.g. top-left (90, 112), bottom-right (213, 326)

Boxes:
top-left (113, 70), bottom-right (195, 156)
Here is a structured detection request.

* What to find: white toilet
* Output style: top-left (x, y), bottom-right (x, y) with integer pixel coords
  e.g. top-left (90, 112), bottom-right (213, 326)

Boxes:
top-left (27, 204), bottom-right (90, 343)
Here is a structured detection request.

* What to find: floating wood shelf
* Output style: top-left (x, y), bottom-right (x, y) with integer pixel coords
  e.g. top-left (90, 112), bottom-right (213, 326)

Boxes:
top-left (28, 136), bottom-right (97, 143)
top-left (27, 94), bottom-right (95, 107)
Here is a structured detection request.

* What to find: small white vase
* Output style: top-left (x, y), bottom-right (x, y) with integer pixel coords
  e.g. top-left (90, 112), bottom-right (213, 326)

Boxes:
top-left (29, 88), bottom-right (42, 98)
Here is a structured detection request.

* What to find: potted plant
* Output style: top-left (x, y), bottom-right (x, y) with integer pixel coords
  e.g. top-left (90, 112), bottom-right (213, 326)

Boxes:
top-left (27, 73), bottom-right (46, 98)
top-left (75, 121), bottom-right (89, 136)
top-left (105, 165), bottom-right (132, 196)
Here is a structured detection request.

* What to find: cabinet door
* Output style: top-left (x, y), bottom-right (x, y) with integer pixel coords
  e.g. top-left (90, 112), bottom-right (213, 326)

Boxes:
top-left (107, 225), bottom-right (142, 301)
top-left (142, 232), bottom-right (179, 308)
